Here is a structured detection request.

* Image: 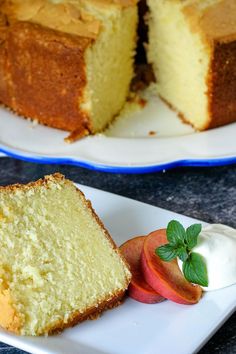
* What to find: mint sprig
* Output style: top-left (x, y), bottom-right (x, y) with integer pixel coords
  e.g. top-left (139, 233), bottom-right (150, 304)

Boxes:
top-left (155, 220), bottom-right (208, 287)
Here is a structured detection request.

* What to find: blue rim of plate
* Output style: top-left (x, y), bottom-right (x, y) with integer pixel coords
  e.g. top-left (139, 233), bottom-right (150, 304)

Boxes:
top-left (0, 145), bottom-right (236, 174)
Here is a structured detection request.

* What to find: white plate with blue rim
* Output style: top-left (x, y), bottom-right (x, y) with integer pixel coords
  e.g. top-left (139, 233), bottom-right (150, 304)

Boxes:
top-left (0, 89), bottom-right (236, 173)
top-left (0, 184), bottom-right (235, 354)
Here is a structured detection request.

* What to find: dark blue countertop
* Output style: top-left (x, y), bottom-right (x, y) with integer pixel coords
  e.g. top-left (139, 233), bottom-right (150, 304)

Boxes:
top-left (0, 158), bottom-right (235, 354)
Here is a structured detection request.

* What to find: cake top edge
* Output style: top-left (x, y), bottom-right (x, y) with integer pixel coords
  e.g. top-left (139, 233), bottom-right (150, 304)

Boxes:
top-left (0, 0), bottom-right (137, 39)
top-left (183, 0), bottom-right (236, 42)
top-left (0, 0), bottom-right (103, 39)
top-left (77, 0), bottom-right (138, 7)
top-left (0, 173), bottom-right (70, 193)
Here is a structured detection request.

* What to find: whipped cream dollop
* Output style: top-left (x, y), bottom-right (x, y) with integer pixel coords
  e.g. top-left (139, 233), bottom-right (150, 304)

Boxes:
top-left (179, 224), bottom-right (236, 291)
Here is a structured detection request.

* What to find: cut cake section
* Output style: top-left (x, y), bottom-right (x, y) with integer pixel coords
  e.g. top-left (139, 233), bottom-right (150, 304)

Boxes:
top-left (0, 0), bottom-right (138, 139)
top-left (0, 173), bottom-right (131, 335)
top-left (147, 0), bottom-right (236, 130)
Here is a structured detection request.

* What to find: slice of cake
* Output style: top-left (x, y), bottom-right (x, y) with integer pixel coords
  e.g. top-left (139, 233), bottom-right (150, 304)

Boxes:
top-left (0, 173), bottom-right (131, 335)
top-left (147, 0), bottom-right (236, 130)
top-left (0, 0), bottom-right (138, 140)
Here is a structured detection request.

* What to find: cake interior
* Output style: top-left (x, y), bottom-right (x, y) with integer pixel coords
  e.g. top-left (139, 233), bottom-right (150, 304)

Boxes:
top-left (147, 0), bottom-right (214, 130)
top-left (83, 1), bottom-right (137, 132)
top-left (0, 176), bottom-right (130, 335)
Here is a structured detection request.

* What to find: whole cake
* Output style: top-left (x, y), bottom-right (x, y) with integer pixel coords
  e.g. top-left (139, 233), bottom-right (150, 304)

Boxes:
top-left (147, 0), bottom-right (236, 130)
top-left (0, 173), bottom-right (131, 335)
top-left (0, 0), bottom-right (138, 140)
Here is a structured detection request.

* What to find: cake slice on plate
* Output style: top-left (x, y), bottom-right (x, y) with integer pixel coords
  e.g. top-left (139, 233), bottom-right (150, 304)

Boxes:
top-left (0, 0), bottom-right (138, 140)
top-left (0, 173), bottom-right (131, 335)
top-left (147, 0), bottom-right (236, 130)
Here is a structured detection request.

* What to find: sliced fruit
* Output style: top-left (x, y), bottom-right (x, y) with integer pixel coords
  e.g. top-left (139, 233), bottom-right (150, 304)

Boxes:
top-left (141, 229), bottom-right (202, 304)
top-left (120, 236), bottom-right (165, 304)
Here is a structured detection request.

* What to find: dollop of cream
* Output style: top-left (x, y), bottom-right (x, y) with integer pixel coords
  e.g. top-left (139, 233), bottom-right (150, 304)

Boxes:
top-left (179, 224), bottom-right (236, 291)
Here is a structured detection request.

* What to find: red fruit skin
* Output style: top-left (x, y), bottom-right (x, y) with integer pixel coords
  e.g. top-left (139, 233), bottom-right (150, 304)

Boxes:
top-left (120, 236), bottom-right (165, 304)
top-left (141, 229), bottom-right (202, 305)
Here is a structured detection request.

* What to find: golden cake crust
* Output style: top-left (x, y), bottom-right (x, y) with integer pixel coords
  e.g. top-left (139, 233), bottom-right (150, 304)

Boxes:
top-left (0, 0), bottom-right (101, 39)
top-left (183, 0), bottom-right (236, 43)
top-left (0, 20), bottom-right (93, 134)
top-left (44, 289), bottom-right (125, 335)
top-left (78, 0), bottom-right (137, 9)
top-left (207, 40), bottom-right (236, 129)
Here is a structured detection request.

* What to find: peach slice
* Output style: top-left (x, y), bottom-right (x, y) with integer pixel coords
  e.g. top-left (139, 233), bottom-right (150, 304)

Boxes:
top-left (141, 229), bottom-right (202, 304)
top-left (120, 236), bottom-right (165, 304)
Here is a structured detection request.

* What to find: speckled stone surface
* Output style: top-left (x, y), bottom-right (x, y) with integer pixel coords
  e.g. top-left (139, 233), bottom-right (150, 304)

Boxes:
top-left (0, 158), bottom-right (235, 354)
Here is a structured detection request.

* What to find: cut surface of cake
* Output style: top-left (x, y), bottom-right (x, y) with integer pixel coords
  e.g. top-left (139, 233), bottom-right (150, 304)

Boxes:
top-left (0, 173), bottom-right (131, 336)
top-left (0, 0), bottom-right (138, 139)
top-left (147, 0), bottom-right (236, 130)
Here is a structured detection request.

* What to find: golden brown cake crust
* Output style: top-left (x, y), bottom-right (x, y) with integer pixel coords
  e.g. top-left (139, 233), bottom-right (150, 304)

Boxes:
top-left (81, 0), bottom-right (137, 8)
top-left (0, 20), bottom-right (93, 134)
top-left (44, 290), bottom-right (126, 335)
top-left (207, 39), bottom-right (236, 129)
top-left (199, 0), bottom-right (236, 43)
top-left (0, 0), bottom-right (101, 40)
top-left (183, 0), bottom-right (236, 43)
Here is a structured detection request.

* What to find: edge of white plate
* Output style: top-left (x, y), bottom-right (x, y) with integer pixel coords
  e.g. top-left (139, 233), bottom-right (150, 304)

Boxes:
top-left (1, 145), bottom-right (236, 174)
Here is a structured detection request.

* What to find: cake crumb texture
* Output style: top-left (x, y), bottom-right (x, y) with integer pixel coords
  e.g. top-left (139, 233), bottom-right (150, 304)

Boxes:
top-left (0, 173), bottom-right (131, 335)
top-left (147, 0), bottom-right (236, 130)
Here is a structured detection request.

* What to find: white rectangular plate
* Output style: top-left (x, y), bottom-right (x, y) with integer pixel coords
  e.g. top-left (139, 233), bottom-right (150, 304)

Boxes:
top-left (0, 184), bottom-right (235, 354)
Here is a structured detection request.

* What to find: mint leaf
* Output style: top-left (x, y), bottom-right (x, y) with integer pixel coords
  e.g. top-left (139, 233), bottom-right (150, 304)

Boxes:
top-left (177, 247), bottom-right (188, 262)
top-left (182, 252), bottom-right (208, 287)
top-left (156, 244), bottom-right (178, 262)
top-left (155, 220), bottom-right (207, 287)
top-left (186, 224), bottom-right (202, 249)
top-left (166, 220), bottom-right (186, 246)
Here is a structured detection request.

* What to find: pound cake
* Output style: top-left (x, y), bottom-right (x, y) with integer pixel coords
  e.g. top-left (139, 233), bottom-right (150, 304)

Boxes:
top-left (0, 173), bottom-right (131, 335)
top-left (0, 0), bottom-right (138, 140)
top-left (147, 0), bottom-right (236, 130)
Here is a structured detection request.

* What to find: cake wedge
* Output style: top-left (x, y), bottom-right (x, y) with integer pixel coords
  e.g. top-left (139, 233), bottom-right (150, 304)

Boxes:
top-left (0, 0), bottom-right (138, 140)
top-left (0, 173), bottom-right (131, 335)
top-left (147, 0), bottom-right (236, 130)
